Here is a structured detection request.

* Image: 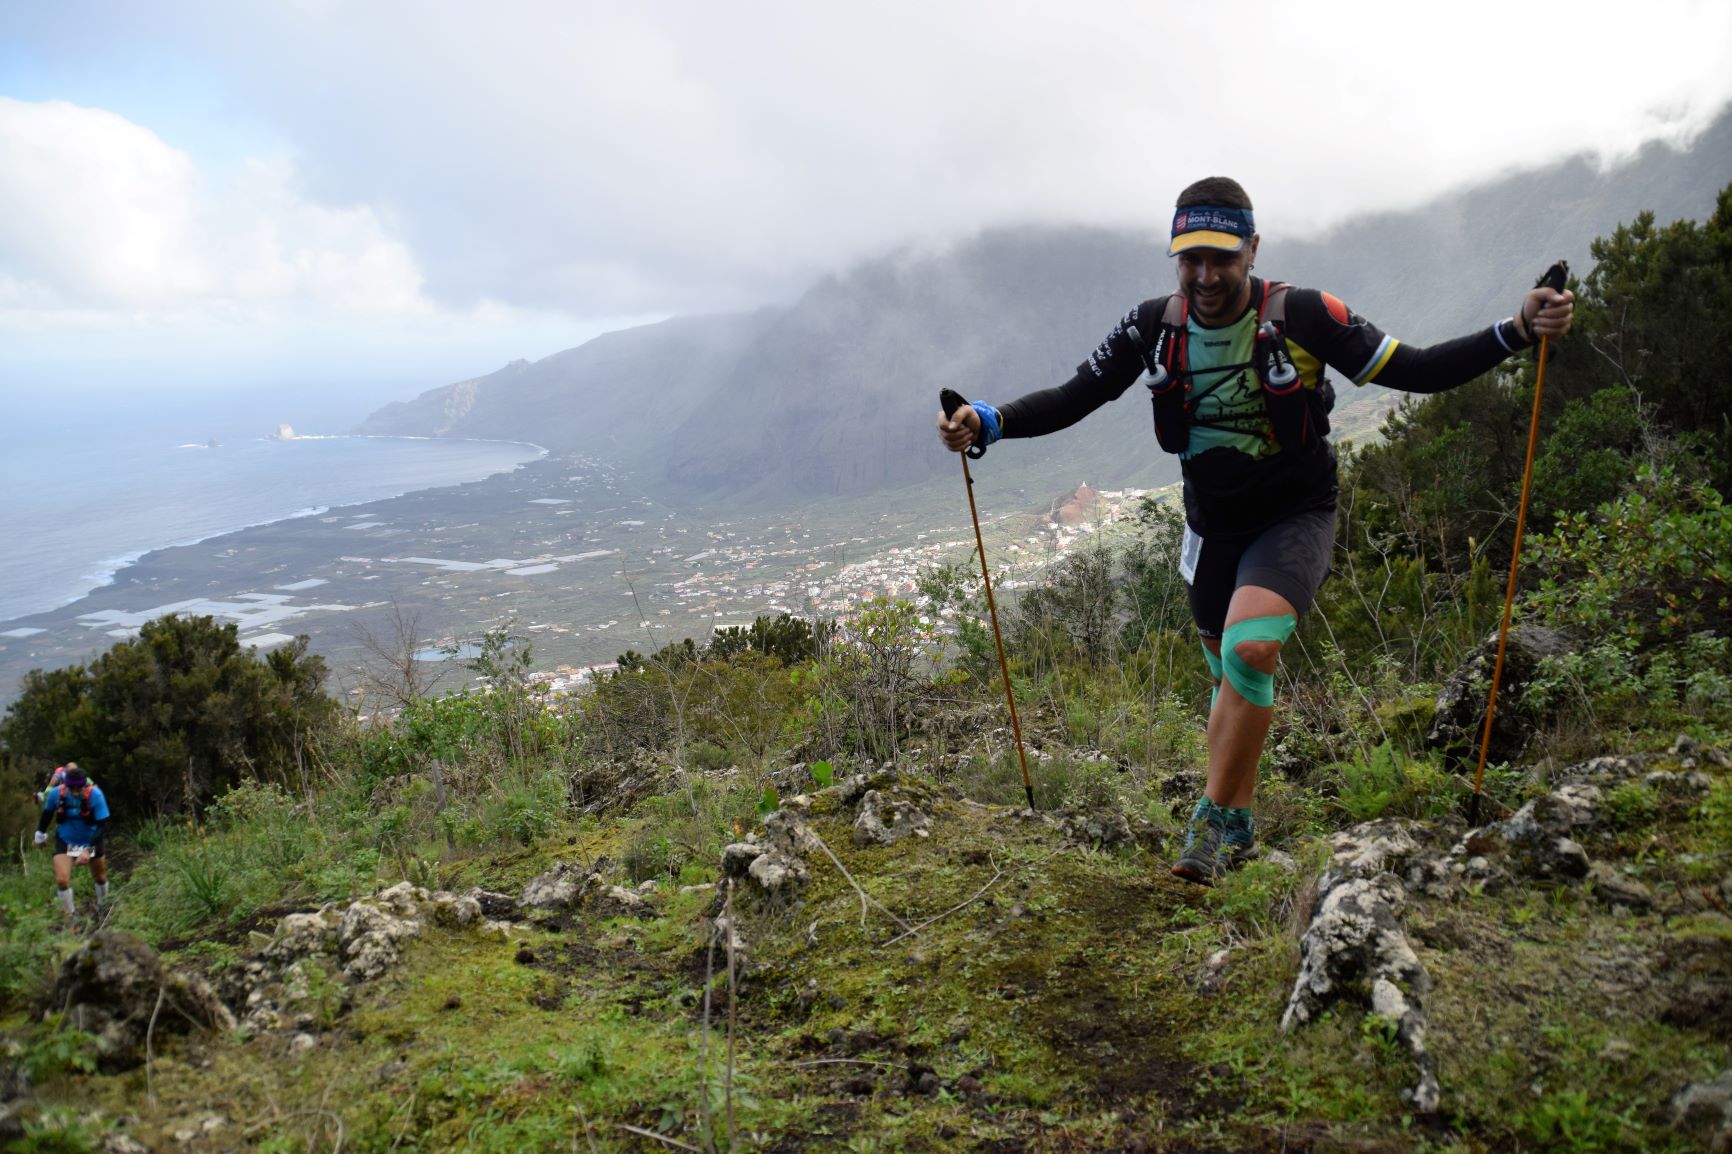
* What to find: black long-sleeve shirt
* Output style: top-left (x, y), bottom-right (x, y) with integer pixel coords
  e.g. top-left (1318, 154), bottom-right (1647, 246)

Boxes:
top-left (995, 280), bottom-right (1527, 535)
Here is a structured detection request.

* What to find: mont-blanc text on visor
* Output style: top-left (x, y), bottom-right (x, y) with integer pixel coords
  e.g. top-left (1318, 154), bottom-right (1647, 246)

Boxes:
top-left (1168, 205), bottom-right (1255, 256)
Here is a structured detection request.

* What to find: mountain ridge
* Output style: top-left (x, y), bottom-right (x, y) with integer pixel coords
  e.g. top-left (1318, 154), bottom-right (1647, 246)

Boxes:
top-left (358, 106), bottom-right (1732, 507)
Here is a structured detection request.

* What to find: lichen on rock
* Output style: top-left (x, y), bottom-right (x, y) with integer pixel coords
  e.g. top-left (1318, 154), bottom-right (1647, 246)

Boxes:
top-left (853, 789), bottom-right (931, 846)
top-left (1284, 821), bottom-right (1437, 1113)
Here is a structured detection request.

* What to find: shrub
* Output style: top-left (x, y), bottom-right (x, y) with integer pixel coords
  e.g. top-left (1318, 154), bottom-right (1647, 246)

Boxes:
top-left (1322, 743), bottom-right (1456, 822)
top-left (0, 615), bottom-right (336, 819)
top-left (0, 866), bottom-right (62, 1007)
top-left (1527, 465), bottom-right (1732, 647)
top-left (22, 1016), bottom-right (100, 1082)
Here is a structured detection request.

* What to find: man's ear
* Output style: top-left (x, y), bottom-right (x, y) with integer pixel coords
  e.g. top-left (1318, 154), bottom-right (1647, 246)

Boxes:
top-left (1248, 234), bottom-right (1261, 263)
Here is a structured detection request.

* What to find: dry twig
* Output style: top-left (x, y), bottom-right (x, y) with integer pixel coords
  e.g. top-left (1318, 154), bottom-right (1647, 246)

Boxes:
top-left (573, 1101), bottom-right (600, 1154)
top-left (883, 861), bottom-right (1005, 947)
top-left (385, 1089), bottom-right (420, 1153)
top-left (145, 983), bottom-right (166, 1107)
top-left (804, 827), bottom-right (912, 933)
top-left (615, 1124), bottom-right (705, 1152)
top-left (698, 908), bottom-right (717, 1149)
top-left (784, 1058), bottom-right (907, 1070)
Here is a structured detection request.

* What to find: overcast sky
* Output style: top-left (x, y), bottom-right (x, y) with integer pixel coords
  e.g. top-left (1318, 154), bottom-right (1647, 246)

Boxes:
top-left (3, 1), bottom-right (1730, 424)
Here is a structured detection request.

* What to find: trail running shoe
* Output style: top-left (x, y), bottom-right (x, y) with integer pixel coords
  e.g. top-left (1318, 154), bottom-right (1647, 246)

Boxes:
top-left (1172, 816), bottom-right (1225, 885)
top-left (1222, 813), bottom-right (1257, 869)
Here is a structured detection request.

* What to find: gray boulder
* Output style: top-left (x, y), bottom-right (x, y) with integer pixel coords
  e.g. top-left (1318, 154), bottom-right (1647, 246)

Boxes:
top-left (430, 890), bottom-right (484, 929)
top-left (722, 808), bottom-right (821, 905)
top-left (1587, 862), bottom-right (1654, 910)
top-left (1057, 807), bottom-right (1137, 851)
top-left (747, 850), bottom-right (809, 901)
top-left (853, 789), bottom-right (932, 846)
top-left (520, 861), bottom-right (590, 911)
top-left (1427, 624), bottom-right (1572, 764)
top-left (595, 885), bottom-right (658, 919)
top-left (1452, 787), bottom-right (1600, 889)
top-left (1284, 827), bottom-right (1439, 1115)
top-left (264, 911), bottom-right (337, 963)
top-left (1666, 1068), bottom-right (1732, 1152)
top-left (51, 932), bottom-right (236, 1071)
top-left (338, 898), bottom-right (423, 981)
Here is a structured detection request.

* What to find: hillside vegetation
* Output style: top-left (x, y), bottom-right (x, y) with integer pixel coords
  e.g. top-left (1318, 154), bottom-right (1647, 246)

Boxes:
top-left (2, 192), bottom-right (1732, 1153)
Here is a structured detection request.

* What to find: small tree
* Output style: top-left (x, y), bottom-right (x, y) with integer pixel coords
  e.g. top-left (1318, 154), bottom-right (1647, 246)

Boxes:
top-left (707, 613), bottom-right (827, 665)
top-left (353, 604), bottom-right (452, 712)
top-left (0, 614), bottom-right (337, 818)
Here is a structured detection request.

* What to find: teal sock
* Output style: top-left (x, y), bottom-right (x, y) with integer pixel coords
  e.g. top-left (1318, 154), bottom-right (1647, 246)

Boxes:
top-left (1189, 797), bottom-right (1226, 827)
top-left (1222, 806), bottom-right (1255, 849)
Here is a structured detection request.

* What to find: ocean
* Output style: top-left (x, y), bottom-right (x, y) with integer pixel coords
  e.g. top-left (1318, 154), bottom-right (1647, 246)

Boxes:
top-left (0, 422), bottom-right (544, 624)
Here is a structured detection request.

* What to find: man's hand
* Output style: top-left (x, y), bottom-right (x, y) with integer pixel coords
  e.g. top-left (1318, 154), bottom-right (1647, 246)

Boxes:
top-left (937, 404), bottom-right (982, 453)
top-left (1517, 286), bottom-right (1575, 342)
top-left (33, 830), bottom-right (47, 848)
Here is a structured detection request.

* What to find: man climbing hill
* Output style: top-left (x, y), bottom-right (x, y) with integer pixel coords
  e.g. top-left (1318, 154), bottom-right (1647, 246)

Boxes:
top-left (36, 761), bottom-right (94, 805)
top-left (34, 763), bottom-right (112, 919)
top-left (937, 175), bottom-right (1574, 883)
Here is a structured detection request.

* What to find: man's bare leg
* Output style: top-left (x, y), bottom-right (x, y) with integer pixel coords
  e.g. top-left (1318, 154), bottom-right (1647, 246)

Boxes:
top-left (52, 853), bottom-right (76, 915)
top-left (1175, 585), bottom-right (1295, 882)
top-left (1203, 584), bottom-right (1295, 807)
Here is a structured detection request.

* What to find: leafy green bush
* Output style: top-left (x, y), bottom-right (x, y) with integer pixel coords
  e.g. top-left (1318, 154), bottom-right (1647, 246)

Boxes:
top-left (1322, 743), bottom-right (1456, 822)
top-left (13, 1108), bottom-right (104, 1154)
top-left (621, 778), bottom-right (761, 884)
top-left (482, 768), bottom-right (565, 848)
top-left (0, 614), bottom-right (336, 819)
top-left (0, 865), bottom-right (63, 1007)
top-left (1602, 781), bottom-right (1660, 830)
top-left (706, 613), bottom-right (828, 665)
top-left (1697, 778), bottom-right (1732, 845)
top-left (1520, 1087), bottom-right (1635, 1153)
top-left (1527, 465), bottom-right (1732, 647)
top-left (22, 1015), bottom-right (99, 1082)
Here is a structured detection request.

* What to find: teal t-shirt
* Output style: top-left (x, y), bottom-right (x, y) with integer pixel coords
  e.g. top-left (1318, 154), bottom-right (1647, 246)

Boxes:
top-left (1182, 310), bottom-right (1275, 461)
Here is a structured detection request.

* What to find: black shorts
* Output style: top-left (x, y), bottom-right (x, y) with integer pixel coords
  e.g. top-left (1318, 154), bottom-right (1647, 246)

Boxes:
top-left (1181, 506), bottom-right (1336, 639)
top-left (54, 837), bottom-right (103, 860)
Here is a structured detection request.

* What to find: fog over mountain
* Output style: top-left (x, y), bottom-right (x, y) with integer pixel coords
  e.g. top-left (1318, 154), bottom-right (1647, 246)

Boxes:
top-left (359, 106), bottom-right (1732, 507)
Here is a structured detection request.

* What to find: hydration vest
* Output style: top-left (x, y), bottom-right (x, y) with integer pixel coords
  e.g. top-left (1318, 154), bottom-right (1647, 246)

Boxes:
top-left (1125, 279), bottom-right (1334, 456)
top-left (54, 782), bottom-right (96, 820)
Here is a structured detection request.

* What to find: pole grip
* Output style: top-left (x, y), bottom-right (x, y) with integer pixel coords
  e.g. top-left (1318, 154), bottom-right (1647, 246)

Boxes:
top-left (939, 389), bottom-right (986, 459)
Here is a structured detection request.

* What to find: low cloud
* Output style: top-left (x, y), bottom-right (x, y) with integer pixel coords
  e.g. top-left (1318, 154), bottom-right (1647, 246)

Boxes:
top-left (0, 98), bottom-right (425, 322)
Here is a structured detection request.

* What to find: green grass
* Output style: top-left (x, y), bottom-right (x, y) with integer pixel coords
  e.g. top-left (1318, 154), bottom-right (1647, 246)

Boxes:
top-left (7, 748), bottom-right (1729, 1151)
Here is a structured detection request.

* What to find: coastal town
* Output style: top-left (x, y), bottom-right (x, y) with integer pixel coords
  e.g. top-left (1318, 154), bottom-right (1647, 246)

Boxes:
top-left (0, 449), bottom-right (1170, 707)
top-left (504, 480), bottom-right (1163, 700)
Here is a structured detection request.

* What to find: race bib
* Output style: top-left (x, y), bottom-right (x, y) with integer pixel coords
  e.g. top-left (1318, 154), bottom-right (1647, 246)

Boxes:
top-left (65, 844), bottom-right (92, 858)
top-left (1179, 525), bottom-right (1202, 585)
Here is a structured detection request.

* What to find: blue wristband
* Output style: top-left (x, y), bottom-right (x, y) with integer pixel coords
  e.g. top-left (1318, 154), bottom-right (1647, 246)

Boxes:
top-left (970, 401), bottom-right (1002, 446)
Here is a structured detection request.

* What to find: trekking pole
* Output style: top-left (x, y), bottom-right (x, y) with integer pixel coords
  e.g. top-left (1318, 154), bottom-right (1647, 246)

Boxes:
top-left (1469, 261), bottom-right (1569, 827)
top-left (940, 389), bottom-right (1037, 811)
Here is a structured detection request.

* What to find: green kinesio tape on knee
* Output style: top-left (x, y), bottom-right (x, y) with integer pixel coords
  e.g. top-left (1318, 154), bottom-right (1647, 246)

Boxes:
top-left (1221, 614), bottom-right (1297, 708)
top-left (1202, 641), bottom-right (1224, 708)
